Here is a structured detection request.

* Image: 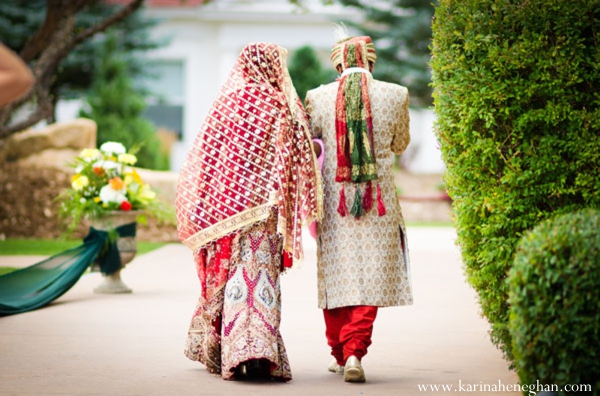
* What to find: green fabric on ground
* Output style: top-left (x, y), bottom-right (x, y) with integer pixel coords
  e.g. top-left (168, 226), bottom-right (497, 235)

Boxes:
top-left (0, 223), bottom-right (135, 316)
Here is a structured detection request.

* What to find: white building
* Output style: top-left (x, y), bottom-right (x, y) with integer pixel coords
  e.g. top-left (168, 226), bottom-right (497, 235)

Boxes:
top-left (140, 0), bottom-right (358, 171)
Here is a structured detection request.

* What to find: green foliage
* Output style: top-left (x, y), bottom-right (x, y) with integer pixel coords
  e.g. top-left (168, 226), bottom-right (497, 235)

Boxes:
top-left (0, 0), bottom-right (164, 101)
top-left (0, 1), bottom-right (45, 50)
top-left (288, 45), bottom-right (337, 102)
top-left (59, 4), bottom-right (165, 99)
top-left (508, 209), bottom-right (600, 392)
top-left (338, 0), bottom-right (436, 107)
top-left (430, 0), bottom-right (600, 365)
top-left (79, 36), bottom-right (169, 170)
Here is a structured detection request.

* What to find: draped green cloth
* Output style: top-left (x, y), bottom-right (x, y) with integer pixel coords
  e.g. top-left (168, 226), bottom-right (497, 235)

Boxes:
top-left (0, 222), bottom-right (136, 316)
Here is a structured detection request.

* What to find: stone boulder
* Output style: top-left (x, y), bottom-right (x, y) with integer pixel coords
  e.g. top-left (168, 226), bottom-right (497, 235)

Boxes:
top-left (0, 118), bottom-right (96, 168)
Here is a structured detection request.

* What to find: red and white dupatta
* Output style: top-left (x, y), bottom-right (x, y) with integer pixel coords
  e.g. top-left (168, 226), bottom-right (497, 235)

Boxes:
top-left (176, 42), bottom-right (322, 265)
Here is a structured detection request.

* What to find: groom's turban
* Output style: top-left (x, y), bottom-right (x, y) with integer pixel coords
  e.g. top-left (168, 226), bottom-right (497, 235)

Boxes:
top-left (330, 36), bottom-right (377, 71)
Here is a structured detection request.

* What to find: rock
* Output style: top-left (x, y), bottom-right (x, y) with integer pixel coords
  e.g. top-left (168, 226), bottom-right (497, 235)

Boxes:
top-left (0, 118), bottom-right (97, 167)
top-left (16, 148), bottom-right (82, 169)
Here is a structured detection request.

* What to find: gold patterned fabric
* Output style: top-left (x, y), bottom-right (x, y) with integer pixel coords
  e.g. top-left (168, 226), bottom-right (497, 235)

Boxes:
top-left (176, 43), bottom-right (322, 265)
top-left (305, 78), bottom-right (413, 309)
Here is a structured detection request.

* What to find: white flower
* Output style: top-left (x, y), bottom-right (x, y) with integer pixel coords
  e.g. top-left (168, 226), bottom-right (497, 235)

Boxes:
top-left (93, 160), bottom-right (120, 171)
top-left (100, 142), bottom-right (126, 155)
top-left (79, 198), bottom-right (87, 204)
top-left (99, 184), bottom-right (127, 204)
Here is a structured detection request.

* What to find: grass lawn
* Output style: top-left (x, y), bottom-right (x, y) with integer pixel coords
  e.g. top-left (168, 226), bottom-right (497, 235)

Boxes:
top-left (0, 239), bottom-right (168, 276)
top-left (0, 239), bottom-right (167, 256)
top-left (0, 267), bottom-right (16, 275)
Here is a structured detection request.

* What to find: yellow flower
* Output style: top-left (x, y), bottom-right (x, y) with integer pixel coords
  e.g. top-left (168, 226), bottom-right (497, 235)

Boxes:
top-left (93, 197), bottom-right (101, 203)
top-left (118, 153), bottom-right (137, 165)
top-left (79, 148), bottom-right (101, 159)
top-left (138, 184), bottom-right (157, 203)
top-left (71, 175), bottom-right (89, 191)
top-left (125, 169), bottom-right (143, 185)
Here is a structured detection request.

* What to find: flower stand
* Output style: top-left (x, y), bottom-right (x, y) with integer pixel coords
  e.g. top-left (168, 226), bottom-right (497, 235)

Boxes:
top-left (90, 211), bottom-right (139, 294)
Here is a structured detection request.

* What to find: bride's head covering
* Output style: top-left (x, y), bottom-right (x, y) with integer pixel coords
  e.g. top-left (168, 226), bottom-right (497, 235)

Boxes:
top-left (176, 42), bottom-right (322, 265)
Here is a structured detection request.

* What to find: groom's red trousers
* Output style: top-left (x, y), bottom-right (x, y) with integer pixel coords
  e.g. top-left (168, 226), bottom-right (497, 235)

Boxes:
top-left (323, 305), bottom-right (378, 365)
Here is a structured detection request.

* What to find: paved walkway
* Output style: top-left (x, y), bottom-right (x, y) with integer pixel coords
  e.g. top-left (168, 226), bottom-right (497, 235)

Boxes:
top-left (0, 227), bottom-right (519, 395)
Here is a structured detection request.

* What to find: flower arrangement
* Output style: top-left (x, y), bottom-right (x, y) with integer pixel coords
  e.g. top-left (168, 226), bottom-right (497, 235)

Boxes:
top-left (57, 141), bottom-right (167, 234)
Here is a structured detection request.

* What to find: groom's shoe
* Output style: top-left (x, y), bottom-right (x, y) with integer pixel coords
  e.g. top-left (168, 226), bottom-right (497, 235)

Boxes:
top-left (344, 356), bottom-right (366, 383)
top-left (328, 359), bottom-right (344, 375)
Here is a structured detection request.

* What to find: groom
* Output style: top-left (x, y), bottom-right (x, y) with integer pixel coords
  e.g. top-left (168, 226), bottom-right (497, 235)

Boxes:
top-left (305, 35), bottom-right (413, 383)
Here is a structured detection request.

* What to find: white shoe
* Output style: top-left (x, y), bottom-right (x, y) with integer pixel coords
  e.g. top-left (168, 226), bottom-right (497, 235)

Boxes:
top-left (344, 355), bottom-right (366, 383)
top-left (327, 359), bottom-right (344, 375)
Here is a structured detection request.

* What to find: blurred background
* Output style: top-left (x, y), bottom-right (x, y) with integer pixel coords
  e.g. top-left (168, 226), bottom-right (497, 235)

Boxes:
top-left (0, 0), bottom-right (449, 242)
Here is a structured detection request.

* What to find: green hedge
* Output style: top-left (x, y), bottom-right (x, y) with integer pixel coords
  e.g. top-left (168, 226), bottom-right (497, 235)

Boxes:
top-left (430, 0), bottom-right (600, 364)
top-left (509, 209), bottom-right (600, 393)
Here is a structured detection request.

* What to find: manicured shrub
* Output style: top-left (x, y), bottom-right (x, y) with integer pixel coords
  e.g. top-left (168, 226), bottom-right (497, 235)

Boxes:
top-left (509, 209), bottom-right (600, 393)
top-left (430, 0), bottom-right (600, 364)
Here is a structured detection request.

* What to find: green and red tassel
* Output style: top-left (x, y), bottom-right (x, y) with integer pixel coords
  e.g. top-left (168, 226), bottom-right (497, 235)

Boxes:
top-left (350, 187), bottom-right (363, 218)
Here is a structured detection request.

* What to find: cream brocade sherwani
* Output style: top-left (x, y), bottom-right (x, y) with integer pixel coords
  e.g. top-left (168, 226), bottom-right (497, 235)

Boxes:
top-left (305, 77), bottom-right (414, 309)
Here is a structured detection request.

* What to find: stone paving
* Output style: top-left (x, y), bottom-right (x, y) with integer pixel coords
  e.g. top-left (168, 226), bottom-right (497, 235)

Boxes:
top-left (0, 227), bottom-right (520, 395)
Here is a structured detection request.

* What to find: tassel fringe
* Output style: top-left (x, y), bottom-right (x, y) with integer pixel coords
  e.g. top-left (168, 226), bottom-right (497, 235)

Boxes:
top-left (339, 183), bottom-right (382, 218)
top-left (362, 181), bottom-right (374, 212)
top-left (337, 185), bottom-right (348, 217)
top-left (376, 183), bottom-right (386, 216)
top-left (350, 187), bottom-right (363, 218)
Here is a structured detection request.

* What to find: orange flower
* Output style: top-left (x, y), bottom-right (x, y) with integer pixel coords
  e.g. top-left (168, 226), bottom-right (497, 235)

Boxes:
top-left (93, 167), bottom-right (104, 176)
top-left (108, 176), bottom-right (125, 190)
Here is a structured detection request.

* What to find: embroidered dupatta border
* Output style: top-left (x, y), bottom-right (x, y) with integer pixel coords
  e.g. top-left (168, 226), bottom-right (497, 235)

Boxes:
top-left (183, 197), bottom-right (278, 252)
